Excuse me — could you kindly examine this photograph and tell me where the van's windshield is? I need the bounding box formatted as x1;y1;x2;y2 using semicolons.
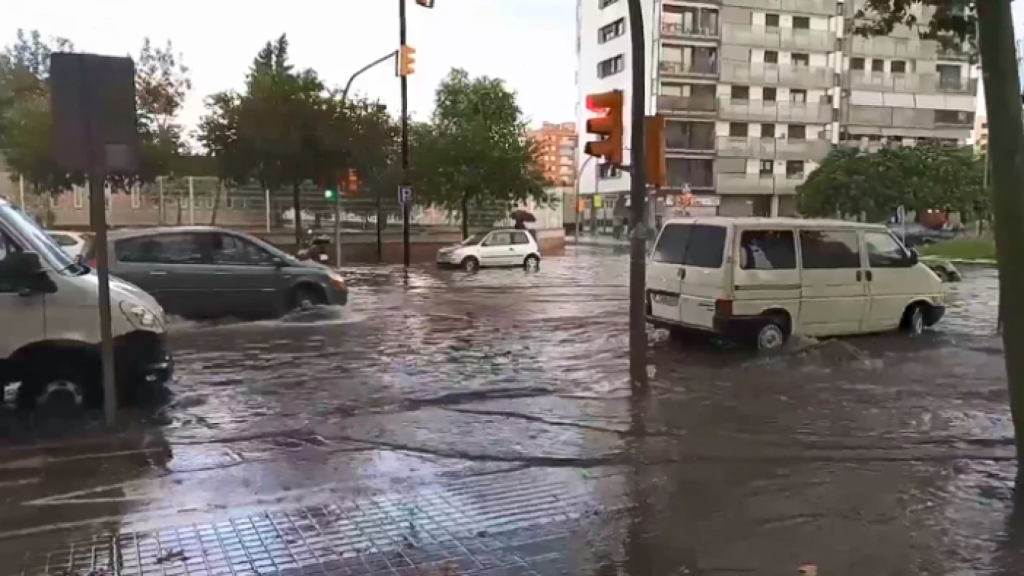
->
0;203;76;272
651;223;726;268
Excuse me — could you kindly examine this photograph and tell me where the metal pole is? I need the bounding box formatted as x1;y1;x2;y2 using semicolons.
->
573;155;595;244
342;51;399;105
334;189;342;266
158;177;164;225
88;172;117;426
626;0;648;395
265;189;271;233
18;175;25;210
399;0;411;268
188;176;195;225
377;190;383;262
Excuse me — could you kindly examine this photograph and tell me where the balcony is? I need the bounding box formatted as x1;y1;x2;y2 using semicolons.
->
843;72;978;94
661;21;719;41
843;105;935;129
660;59;718;78
720;0;836;15
937;44;974;62
667;134;716;153
716;136;831;161
722;24;835;51
720;61;833;89
716;173;805;195
657;95;718;115
850;36;935;59
718;98;833;123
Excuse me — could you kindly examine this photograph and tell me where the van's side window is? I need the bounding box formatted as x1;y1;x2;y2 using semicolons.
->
799;230;860;269
117;234;205;265
0;230;24;293
864;231;910;267
653;224;726;268
739;230;796;270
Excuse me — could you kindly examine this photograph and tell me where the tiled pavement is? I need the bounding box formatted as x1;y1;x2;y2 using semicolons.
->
5;467;630;575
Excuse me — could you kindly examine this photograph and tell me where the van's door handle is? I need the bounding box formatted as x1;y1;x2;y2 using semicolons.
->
149;271;167;276
677;268;687;280
855;270;862;281
865;270;873;282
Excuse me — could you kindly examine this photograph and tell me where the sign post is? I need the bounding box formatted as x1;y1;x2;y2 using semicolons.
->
896;205;907;245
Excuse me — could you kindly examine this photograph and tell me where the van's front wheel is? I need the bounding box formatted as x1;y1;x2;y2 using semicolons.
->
16;361;100;416
902;304;926;336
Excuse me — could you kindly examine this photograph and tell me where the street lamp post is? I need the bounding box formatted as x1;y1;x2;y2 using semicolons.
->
399;0;411;268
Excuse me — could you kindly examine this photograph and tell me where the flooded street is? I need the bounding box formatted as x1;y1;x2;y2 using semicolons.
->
0;246;1016;575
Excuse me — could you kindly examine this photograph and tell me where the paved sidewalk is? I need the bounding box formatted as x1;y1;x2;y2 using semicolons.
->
5;466;630;576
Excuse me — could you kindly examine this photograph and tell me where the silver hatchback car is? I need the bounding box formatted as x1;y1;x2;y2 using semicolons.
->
82;226;348;320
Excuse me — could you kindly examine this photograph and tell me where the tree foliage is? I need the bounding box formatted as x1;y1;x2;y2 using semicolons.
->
412;69;551;235
797;145;987;222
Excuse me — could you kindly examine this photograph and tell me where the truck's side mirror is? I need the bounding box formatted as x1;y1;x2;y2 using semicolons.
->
0;252;55;295
908;248;919;266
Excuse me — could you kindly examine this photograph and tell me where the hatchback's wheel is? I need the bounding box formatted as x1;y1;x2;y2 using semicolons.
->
524;255;540;272
904;304;926;336
462;257;480;272
754;320;788;352
292;286;326;311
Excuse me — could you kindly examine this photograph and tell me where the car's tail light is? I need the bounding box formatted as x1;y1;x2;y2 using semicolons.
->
715;298;734;317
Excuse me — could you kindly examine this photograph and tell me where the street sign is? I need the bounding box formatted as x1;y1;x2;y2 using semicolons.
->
398;185;413;205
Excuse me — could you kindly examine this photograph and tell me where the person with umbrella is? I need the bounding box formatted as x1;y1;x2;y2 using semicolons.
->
512;210;538;243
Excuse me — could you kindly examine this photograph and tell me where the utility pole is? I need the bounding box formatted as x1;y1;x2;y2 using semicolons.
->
626;0;648;395
399;0;412;268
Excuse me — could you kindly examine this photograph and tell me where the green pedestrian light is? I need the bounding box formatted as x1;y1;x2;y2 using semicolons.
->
324;188;336;200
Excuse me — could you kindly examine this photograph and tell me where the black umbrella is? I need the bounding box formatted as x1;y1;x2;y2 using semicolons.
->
511;210;536;223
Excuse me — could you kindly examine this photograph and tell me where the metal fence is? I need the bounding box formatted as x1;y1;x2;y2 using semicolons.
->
0;174;563;233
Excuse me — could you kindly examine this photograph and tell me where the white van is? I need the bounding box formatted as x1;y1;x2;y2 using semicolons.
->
0;198;172;412
646;217;946;351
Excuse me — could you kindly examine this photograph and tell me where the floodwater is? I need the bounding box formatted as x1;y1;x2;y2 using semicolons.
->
0;247;1016;575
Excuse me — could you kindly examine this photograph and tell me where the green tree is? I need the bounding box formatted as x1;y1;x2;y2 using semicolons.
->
856;0;1024;464
797;145;986;222
414;68;551;238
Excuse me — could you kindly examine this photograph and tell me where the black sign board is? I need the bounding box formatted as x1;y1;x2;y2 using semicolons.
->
50;53;139;174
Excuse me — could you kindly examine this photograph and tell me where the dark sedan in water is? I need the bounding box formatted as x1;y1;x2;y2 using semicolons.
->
81;226;348;320
888;223;957;248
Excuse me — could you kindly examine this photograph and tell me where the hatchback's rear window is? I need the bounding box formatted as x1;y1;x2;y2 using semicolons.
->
652;223;726;268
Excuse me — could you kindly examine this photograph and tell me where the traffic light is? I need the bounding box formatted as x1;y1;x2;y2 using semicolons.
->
583;90;623;165
323;179;337;201
398;45;416;77
415;0;435;7
645;115;666;188
346;168;359;194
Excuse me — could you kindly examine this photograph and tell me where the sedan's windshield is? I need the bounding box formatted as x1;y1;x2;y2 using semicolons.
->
0;203;76;271
461;233;487;246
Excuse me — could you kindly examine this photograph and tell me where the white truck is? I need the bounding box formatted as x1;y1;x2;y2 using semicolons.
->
0;198;173;413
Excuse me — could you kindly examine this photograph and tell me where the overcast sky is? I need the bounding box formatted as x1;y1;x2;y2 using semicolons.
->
0;0;578;132
2;1;1019;130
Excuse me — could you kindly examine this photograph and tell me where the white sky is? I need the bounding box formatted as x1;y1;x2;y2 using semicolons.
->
0;0;578;133
2;1;1021;127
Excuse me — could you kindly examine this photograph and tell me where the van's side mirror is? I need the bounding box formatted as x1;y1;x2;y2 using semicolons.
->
908;248;919;266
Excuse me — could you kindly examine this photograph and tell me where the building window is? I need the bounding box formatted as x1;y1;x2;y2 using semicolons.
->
851;57;865;70
765;13;780;27
792;53;810;67
793;16;810;29
729;123;748;137
789;125;807;139
786;160;805;178
764;50;779;64
871;59;884;72
599;0;620;8
763;87;777;101
790;89;807;103
891;60;907;73
731;85;750;100
597;55;625;78
762;123;776;138
760;160;774;175
599;18;626;43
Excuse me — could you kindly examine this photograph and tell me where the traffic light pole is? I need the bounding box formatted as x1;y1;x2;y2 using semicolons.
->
626;0;648;395
399;0;412;268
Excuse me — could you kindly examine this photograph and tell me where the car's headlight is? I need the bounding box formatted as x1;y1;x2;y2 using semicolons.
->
120;302;158;329
326;271;346;291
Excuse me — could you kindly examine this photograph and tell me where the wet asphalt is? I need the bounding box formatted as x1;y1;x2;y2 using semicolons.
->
0;246;1015;575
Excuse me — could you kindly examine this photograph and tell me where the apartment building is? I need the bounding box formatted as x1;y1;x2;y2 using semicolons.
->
972;115;988;152
576;0;977;222
529;122;579;186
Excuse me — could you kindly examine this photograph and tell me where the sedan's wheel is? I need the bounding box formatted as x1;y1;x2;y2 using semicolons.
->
905;305;926;336
755;321;787;352
524;255;540;272
462;257;480;272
